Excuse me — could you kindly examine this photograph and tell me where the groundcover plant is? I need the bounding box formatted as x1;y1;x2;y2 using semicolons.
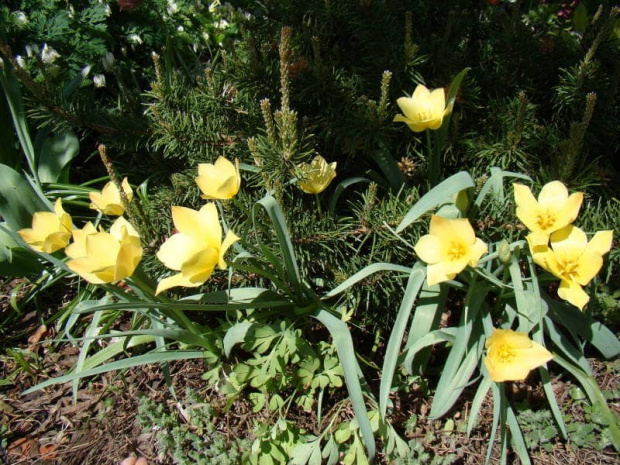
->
1;0;619;464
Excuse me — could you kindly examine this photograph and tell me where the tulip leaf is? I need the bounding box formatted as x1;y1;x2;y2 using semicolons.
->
467;376;492;436
0;222;44;276
324;263;411;298
403;329;456;376
430;281;487;419
0;89;19;167
435;68;469;161
369;148;406;191
72;303;106;404
22;350;206;394
402;283;447;375
0;64;39;185
543;315;592;375
37;130;80;184
379;264;426;418
312;307;375;461
0;164;48;230
506;397;532;464
328;177;370;215
546;299;620;359
474;167;531;208
396;171;475;232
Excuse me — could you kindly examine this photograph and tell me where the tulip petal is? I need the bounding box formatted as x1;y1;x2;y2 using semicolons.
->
574;253;603;286
468;238;488;266
583;230;613;257
554;192;583;229
218;230;240;269
429;88;446;118
426;262;456;286
414;234;444;264
157;234;202;271
430;216;475;245
538;181;568;207
513;183;540;231
396;96;426;122
156;272;199;295
115;242;143;281
558;279;589;310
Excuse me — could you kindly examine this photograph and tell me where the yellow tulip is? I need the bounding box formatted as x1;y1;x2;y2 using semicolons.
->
155;203;239;294
89;177;134;216
513;181;583;249
18;198;73;253
529;225;612;310
484;328;553;382
393;84;451;132
66;217;142;284
413;215;488;286
195;157;241;200
296;155;337;194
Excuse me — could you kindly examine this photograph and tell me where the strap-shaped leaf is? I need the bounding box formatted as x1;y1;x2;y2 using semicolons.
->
312;307;375;461
328;177;370;215
325;263;411;298
396;171;475;232
379;264;426;417
23;350;206;394
0;165;48;230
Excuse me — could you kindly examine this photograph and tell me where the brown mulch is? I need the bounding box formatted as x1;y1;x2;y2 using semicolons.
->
1;277;619;464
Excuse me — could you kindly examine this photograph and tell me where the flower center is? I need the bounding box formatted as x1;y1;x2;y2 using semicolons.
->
447;241;467;261
535;211;555;230
497;344;516;364
557;259;579;281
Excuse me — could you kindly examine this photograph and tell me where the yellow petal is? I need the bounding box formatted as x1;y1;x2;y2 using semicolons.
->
583;230;613;257
411;84;431;102
396;95;426;122
196;157;240;200
574;253;603;286
557;279;589;310
156;234;203;271
114;242;142;281
430;216;475;246
156;272;199;295
426;262;457;286
429;88;446;118
121;177;134;203
414;234;444;264
218;230;240;269
549;225;587;259
537;181;569;207
67;257;108;284
468;238;488;266
486;328;533;349
554;192;583;229
526;230;551;249
513;183;540;232
181;247;218;283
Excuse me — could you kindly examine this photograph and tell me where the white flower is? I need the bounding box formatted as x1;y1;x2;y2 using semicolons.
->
15;55;26;68
81;65;92;78
102;52;115;71
209;0;220;13
127;34;143;45
103;4;111;16
202;32;210;41
167;0;179;15
68;5;75;19
93;74;106;88
14;11;28;25
177;25;184;32
41;43;61;64
215;19;229;29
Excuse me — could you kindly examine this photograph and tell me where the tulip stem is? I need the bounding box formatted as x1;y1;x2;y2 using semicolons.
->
426;129;439;188
315;193;323;219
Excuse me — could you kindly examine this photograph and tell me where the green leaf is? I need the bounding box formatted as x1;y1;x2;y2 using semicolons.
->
403;282;447;375
325;263;411;298
380;264;426;418
0;222;43;276
396;171;475;232
370;147;406;191
403;329;457;375
467;376;492;435
507;404;532;464
37;131;80;184
0;164;48;230
224;320;255;357
23;350;205;394
474;167;531;208
328;177;370;215
312;308;375;460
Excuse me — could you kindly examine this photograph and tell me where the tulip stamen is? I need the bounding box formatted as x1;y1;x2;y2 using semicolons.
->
497;344;517;364
447;241;467;261
535;211;555;231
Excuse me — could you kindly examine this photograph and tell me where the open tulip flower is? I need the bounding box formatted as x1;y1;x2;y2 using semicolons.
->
514;181;583;249
66;217;142;284
393;84;451;132
414;215;487;286
89;177;134;216
529;225;613;310
484;328;553;382
295;155;337;194
18;198;73;253
195;157;241;200
156;203;239;294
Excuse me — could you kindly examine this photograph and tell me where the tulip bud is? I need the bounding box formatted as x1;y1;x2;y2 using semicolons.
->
498;239;511;265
